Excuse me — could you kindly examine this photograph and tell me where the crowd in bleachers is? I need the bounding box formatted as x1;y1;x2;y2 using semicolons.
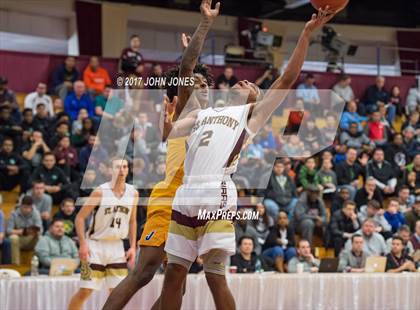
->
0;33;419;275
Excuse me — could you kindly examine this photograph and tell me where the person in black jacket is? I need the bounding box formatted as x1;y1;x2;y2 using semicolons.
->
262;211;296;272
335;147;367;200
329;200;361;256
354;176;383;209
366;148;397;196
230;236;271;273
0;137;30;192
262;159;298;220
30;152;71;204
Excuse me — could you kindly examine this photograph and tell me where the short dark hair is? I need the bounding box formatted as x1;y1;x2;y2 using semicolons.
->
340;74;350;81
21;195;33;206
392;236;404;244
32;179;44;186
367;200;381;209
43;152;55;159
130;34;140;40
23;108;33;115
343;200;356;208
238;235;254;247
297;239;310;248
351;234;363;242
50;218;64;227
397;225;410;234
61;198;74;207
305;73;315;79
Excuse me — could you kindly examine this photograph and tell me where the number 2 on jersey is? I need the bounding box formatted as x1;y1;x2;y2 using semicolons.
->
198;130;213;147
110;217;121;229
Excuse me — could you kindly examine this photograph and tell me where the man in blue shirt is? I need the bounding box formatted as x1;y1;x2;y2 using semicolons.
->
64;81;94;122
297;73;321;114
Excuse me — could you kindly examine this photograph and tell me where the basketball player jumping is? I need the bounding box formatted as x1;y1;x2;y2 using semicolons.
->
158;6;336;310
102;1;218;309
68;157;138;310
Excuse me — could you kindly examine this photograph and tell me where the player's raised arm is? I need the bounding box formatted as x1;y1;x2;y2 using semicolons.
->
175;0;220;119
75;188;102;261
248;7;335;133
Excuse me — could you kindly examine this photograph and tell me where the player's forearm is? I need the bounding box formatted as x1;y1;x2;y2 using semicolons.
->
75;215;87;245
180;20;212;75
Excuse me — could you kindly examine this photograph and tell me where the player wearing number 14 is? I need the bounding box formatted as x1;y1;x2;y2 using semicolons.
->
68;157;139;310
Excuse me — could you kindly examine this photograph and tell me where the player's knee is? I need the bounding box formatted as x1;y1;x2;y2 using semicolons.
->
164;263;188;288
131;265;157;288
205;272;227;290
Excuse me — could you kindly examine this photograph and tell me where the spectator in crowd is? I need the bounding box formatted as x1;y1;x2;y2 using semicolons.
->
282;135;305;158
137;112;160;155
22;131;50;169
30;152;71;204
294;185;327;244
147;63;165;90
64;81;94;122
354;177;383;209
288;239;320;273
366;111;388;146
230;236;270;273
332;74;355;105
345;219;387;256
49;121;70;149
340;122;375;153
251;203;274;252
51;56;79;100
21;109;36;142
404;200;420;232
358;200;392;239
296;73;320;113
0;206;12;264
32;103;51;136
146;158;166;188
405;154;420;188
338;234;368;272
53;198;77;239
331;187;351;214
402;111;419;132
72;117;96;148
387;85;402;124
322;114;339;143
410;220;420;250
7;196;42;265
262;211;296;272
385;236;416;273
298;157;320;191
25;180;52;232
255;67;279;89
384;198;406;234
385;133;408;175
83;56;111;96
258;125;277;151
397;186;413;213
235;209;261;255
53;98;64;114
262;159;298;220
120;35;144;76
335;147;366;200
366;148;397;196
300;118;323;152
0;106;22;146
316;159;337;195
79;135;108;172
0;77;21;123
363;76;389;115
24;83;54;116
405;80;420;114
0;137;30;192
340;100;368;133
385;225;414;255
54;136;78;172
34;218;79;274
329;200;361;256
94;85;124;120
216;66;238;89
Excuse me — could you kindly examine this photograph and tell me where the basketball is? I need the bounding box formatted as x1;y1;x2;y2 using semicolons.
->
310;0;349;12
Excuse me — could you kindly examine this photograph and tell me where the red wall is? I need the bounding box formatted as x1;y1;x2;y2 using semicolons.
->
0;50;416;101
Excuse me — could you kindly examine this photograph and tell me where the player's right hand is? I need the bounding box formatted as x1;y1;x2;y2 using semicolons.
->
79;242;89;261
200;0;220;23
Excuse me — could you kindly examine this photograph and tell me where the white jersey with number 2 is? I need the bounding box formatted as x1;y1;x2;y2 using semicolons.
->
87;182;136;240
184;104;253;177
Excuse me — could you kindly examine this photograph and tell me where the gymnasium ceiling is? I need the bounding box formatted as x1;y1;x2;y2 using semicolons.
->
103;0;420;28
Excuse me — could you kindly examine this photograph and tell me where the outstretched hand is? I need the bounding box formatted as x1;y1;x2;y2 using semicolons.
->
304;6;335;33
200;0;220;23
